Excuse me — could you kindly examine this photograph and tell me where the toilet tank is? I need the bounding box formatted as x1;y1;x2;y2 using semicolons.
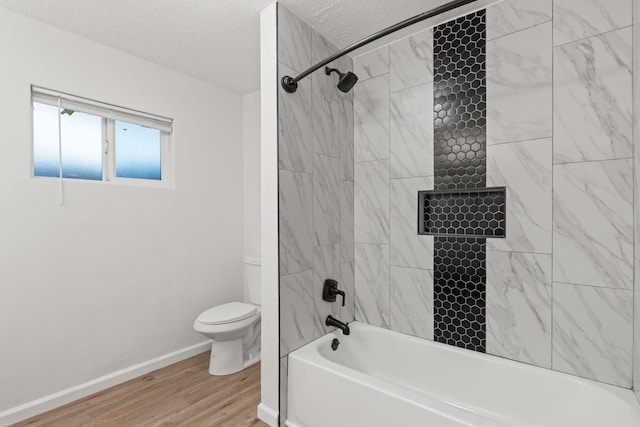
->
244;256;261;305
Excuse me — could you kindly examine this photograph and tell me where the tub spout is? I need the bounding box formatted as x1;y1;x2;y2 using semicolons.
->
326;315;350;335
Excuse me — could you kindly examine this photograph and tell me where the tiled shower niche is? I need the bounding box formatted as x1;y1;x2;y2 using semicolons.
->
418;187;506;238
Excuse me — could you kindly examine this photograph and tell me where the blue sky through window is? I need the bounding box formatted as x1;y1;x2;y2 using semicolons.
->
33;102;102;180
115;121;161;180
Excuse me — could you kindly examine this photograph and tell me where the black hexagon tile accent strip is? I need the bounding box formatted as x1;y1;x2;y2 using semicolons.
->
418;188;506;238
432;10;488;353
434;237;486;351
434;10;486;191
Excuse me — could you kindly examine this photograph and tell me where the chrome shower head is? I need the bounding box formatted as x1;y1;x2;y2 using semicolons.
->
325;67;358;93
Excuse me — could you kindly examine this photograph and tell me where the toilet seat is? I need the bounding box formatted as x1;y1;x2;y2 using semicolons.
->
196;302;257;325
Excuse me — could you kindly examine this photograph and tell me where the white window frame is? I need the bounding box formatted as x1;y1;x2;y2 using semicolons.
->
31;86;174;189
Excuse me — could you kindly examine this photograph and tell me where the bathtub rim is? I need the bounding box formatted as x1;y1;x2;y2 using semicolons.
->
287;325;506;427
286;321;640;426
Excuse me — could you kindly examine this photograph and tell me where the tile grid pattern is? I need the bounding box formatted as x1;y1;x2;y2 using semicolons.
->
550;0;634;389
433;10;488;352
278;1;638;417
486;0;635;388
486;0;555;371
277;5;355;425
354;27;435;341
351;0;636;390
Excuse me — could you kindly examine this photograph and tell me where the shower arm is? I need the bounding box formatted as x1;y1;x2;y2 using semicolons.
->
281;0;481;93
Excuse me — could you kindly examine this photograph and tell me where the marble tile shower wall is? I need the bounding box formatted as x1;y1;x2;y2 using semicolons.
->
354;30;435;339
354;0;637;390
277;5;354;424
634;0;640;405
550;0;633;389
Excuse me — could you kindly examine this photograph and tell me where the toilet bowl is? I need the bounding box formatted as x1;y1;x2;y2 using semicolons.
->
194;256;261;376
194;302;261;375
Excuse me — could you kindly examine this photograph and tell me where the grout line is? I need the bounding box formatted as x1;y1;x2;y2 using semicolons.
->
353;158;391;165
551;0;555;372
310;151;341;161
389;264;435;271
387;62;392;332
487;136;553;147
552;157;634;167
487;248;552;256
389;79;436;94
277;167;313;175
553;280;634;292
552;23;634;48
310;28;318;342
389;175;436;181
486;19;553;43
631;14;637;393
352;70;390;86
279;269;315;280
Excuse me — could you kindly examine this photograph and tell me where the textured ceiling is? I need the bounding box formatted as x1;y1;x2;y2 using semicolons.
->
0;0;453;94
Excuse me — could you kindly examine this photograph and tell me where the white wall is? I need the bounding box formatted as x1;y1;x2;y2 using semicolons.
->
243;90;261;299
258;3;280;426
0;6;244;417
243;90;261;260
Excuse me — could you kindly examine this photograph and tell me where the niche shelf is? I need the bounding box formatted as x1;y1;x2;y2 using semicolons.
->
418;187;506;238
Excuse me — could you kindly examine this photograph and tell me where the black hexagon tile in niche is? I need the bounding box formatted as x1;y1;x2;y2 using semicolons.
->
433;10;486;191
418;188;505;238
433;237;486;352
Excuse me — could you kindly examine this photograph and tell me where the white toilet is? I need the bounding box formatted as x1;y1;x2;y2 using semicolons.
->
194;256;261;376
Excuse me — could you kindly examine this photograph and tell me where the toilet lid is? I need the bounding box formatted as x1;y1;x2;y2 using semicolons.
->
197;302;257;325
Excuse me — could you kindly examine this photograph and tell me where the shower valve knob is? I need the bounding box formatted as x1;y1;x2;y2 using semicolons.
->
322;279;346;306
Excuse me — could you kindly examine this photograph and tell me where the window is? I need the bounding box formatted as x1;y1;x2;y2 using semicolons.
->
32;86;173;187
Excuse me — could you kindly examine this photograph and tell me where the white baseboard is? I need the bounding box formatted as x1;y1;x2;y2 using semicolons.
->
0;340;212;427
257;402;279;427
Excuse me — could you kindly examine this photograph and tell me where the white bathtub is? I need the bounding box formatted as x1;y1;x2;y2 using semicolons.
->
286;322;640;427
